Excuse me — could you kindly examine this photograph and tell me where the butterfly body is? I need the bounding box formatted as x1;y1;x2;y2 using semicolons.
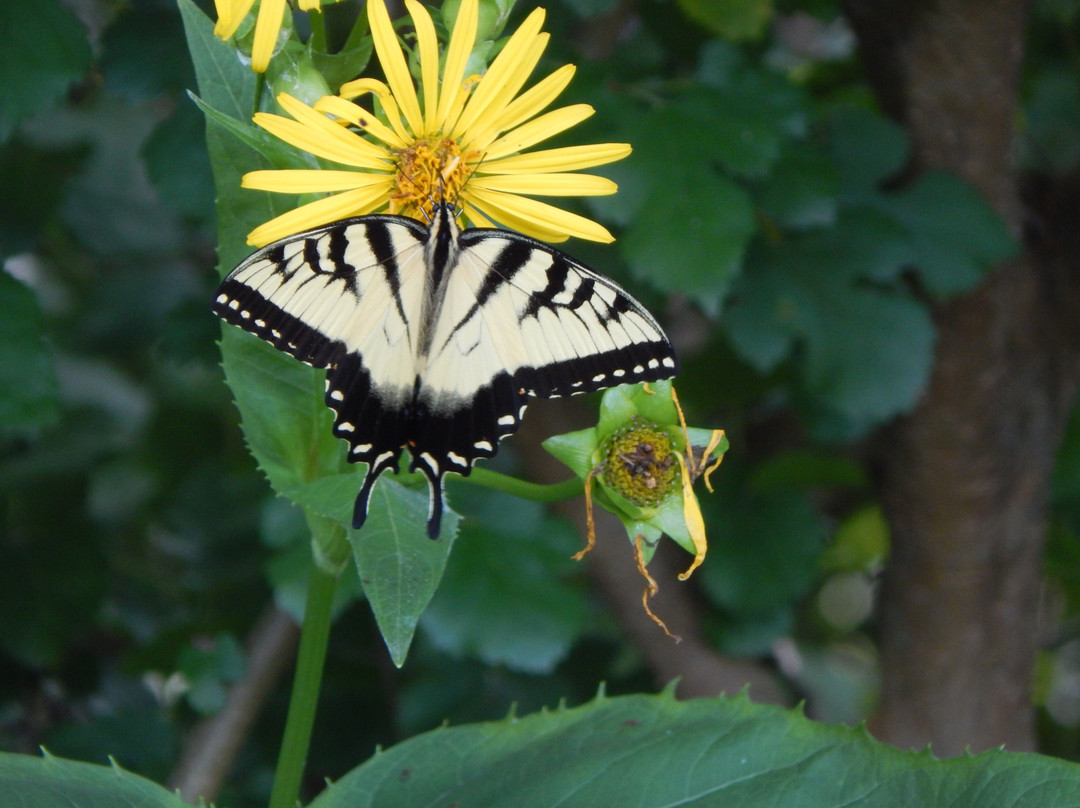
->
213;204;677;538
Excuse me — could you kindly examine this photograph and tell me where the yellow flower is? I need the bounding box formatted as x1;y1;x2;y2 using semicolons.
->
241;0;631;247
213;0;322;73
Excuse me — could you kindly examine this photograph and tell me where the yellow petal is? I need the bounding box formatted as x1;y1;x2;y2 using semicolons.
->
367;0;423;135
314;96;406;149
247;186;390;246
483;104;595;161
469;64;576;149
334;80;409;143
453;8;547;140
242;169;393;193
467;173;617;196
673;452;707;581
404;0;440;133
298;0;320;9
251;0;287;72
461;200;568;243
261;94;393;167
338;77;390;100
436;0;478;130
214;0;254;39
464;188;615;242
484;143;632;174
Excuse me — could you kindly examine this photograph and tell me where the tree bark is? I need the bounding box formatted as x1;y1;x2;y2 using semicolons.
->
845;0;1080;753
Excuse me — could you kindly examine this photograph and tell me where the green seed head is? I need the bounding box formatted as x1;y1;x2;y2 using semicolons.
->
600;418;679;507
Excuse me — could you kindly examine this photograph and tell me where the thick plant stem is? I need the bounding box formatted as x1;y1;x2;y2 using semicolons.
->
268;562;337;808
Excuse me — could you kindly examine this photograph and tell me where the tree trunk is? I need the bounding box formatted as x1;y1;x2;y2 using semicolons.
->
845;0;1080;753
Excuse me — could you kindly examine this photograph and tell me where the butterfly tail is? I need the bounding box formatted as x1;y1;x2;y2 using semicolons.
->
351;452;402;530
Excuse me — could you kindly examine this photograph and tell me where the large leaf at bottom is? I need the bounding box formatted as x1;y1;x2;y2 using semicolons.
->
308;690;1080;808
0;752;189;808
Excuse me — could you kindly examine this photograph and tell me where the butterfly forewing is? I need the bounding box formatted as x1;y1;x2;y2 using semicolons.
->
213;204;678;539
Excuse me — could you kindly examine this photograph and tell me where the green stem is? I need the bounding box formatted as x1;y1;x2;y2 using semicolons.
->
309;9;327;53
462;467;583;502
252;71;266;118
268;562;337;808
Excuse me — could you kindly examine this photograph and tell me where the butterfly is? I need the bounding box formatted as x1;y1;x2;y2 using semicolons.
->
213;202;678;538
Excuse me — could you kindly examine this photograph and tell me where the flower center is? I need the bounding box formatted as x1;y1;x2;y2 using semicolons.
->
600;418;679;508
392;139;476;219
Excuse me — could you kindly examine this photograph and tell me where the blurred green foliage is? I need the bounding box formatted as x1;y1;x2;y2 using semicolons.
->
3;0;1080;803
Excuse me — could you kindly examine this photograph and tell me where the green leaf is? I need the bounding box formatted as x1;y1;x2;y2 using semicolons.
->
543;427;600;479
802;285;935;424
724;238;936;430
219;328;344;497
821;505;890;573
306;690;1080;808
421;494;588;674
758;144;838;230
349;482;461;667
101;6;194;101
829;105;909;199
882;170;1019;298
677;0;773;40
698;470;826;622
142;99;215;223
0;272;59;432
0;0;92;139
0;752;189;808
620;173;755;314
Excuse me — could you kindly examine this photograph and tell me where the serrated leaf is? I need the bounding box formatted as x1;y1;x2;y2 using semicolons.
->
306;690;1080;808
219;328;344;496
350;482;460;667
0;0;92;140
0;752;190;808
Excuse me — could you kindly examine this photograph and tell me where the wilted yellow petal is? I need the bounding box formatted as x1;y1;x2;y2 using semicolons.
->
367;0;423;135
242;169;393;194
673;452;707;581
484;143;632;174
247;186;391;246
468;173;617;196
436;0;478;129
465;188;614;242
404;0;440;132
484;105;595;161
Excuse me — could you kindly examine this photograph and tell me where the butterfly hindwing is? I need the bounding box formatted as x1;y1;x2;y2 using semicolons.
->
213;204;678;540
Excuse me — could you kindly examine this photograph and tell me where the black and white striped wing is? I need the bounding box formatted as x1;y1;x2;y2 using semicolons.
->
405;228;678;518
213;209;678;541
212;214;431;513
